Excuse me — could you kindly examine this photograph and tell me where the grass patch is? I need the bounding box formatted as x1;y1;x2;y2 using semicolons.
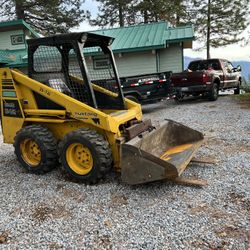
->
232;93;250;109
242;86;250;93
233;93;250;101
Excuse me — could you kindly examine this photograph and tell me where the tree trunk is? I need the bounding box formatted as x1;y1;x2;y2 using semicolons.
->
206;0;211;59
15;0;25;19
176;0;181;25
118;5;124;27
144;10;148;23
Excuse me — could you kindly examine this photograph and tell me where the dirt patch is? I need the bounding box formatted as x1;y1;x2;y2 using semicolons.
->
110;194;128;207
233;94;250;109
227;192;250;213
48;242;64;249
99;235;112;249
215;225;250;242
0;231;9;244
207;104;218;108
189;203;235;220
32;203;71;222
56;185;86;203
191;238;229;249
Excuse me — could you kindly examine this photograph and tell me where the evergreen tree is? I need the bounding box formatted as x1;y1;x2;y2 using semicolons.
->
0;0;88;35
135;0;190;25
190;0;249;58
91;0;190;27
90;0;133;27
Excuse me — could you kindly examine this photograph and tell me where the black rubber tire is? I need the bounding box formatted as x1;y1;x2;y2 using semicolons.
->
125;95;139;103
234;81;241;95
174;93;184;103
208;83;219;101
14;125;58;173
58;128;112;184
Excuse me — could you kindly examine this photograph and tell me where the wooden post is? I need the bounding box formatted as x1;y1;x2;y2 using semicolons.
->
207;0;211;59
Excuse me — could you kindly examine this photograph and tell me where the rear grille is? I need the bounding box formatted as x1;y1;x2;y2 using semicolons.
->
2;79;13;85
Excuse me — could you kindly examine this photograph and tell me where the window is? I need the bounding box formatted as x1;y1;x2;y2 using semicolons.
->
93;57;110;70
188;59;221;71
222;60;234;73
11;34;25;45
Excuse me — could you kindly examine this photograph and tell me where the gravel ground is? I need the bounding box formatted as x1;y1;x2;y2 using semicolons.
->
0;94;249;249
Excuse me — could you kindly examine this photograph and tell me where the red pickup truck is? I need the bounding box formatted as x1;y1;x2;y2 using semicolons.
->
171;59;242;101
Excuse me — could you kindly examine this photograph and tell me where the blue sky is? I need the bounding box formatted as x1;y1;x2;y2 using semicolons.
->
74;0;250;61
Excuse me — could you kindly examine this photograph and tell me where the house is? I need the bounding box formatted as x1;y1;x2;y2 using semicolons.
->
90;22;194;76
0;20;194;77
0;19;39;73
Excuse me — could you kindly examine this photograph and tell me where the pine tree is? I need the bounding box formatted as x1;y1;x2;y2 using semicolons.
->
0;0;88;35
90;0;190;27
90;0;133;27
190;0;249;58
135;0;190;25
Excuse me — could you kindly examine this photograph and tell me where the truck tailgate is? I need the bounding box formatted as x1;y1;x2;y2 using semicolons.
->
171;72;204;87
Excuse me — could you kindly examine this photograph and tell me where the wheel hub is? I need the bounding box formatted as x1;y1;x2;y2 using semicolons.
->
20;139;41;166
66;143;93;175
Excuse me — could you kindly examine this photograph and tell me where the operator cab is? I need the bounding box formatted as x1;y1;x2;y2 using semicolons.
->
27;32;125;110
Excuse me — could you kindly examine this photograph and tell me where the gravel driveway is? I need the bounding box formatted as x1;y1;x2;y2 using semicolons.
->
0;95;249;249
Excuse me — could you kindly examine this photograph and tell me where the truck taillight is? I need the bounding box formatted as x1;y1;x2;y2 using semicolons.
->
158;79;166;84
130;83;139;87
202;73;209;83
143;81;153;85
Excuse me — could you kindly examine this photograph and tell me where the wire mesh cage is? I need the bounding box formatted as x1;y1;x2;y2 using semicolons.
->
29;35;125;110
83;46;119;94
31;43;92;105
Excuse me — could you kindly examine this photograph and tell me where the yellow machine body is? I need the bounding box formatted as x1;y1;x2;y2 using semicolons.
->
0;68;142;169
0;32;204;184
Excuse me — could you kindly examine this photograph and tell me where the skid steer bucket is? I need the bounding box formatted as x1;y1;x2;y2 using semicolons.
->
121;120;204;185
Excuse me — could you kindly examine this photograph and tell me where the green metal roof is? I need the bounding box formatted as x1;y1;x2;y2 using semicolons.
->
0;49;27;67
0;19;40;38
91;22;194;53
0;22;194;68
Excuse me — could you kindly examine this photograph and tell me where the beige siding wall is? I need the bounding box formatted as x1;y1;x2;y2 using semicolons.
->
0;29;26;50
85;45;183;78
159;44;183;73
114;51;157;77
17;44;183;77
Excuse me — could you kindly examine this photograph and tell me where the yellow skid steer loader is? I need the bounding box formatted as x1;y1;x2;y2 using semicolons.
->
0;33;204;184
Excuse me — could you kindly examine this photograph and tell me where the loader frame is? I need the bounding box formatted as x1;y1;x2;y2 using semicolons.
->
0;69;142;169
0;32;205;185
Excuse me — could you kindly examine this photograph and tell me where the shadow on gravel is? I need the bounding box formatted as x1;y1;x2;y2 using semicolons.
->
142;94;231;114
174;94;230;106
142;100;175;114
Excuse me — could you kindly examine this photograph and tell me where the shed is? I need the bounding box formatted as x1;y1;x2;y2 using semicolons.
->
0;20;194;76
0;19;39;72
90;22;194;76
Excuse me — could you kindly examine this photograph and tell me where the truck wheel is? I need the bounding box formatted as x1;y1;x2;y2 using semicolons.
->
58;128;112;184
125;95;139;103
174;94;184;103
234;81;241;95
14;125;58;173
208;83;219;101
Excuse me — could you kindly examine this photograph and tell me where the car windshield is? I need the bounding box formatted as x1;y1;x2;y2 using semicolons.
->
188;60;221;71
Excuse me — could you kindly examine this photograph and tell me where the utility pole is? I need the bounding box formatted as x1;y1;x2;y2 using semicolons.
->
207;0;211;59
